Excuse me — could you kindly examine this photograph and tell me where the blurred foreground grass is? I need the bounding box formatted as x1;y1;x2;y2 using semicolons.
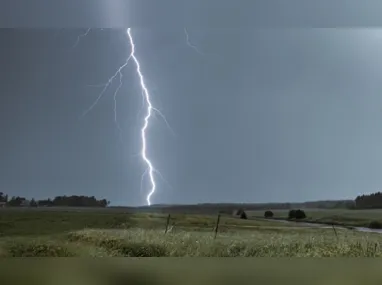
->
1;259;382;285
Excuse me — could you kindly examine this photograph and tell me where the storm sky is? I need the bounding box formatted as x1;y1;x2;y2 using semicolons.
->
2;25;382;206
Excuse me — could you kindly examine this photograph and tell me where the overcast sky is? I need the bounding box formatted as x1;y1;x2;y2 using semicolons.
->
2;26;382;206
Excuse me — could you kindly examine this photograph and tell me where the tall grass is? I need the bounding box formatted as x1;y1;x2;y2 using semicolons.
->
66;228;382;257
2;209;382;257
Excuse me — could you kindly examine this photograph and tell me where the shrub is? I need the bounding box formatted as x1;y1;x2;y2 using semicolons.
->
233;209;247;219
369;221;382;229
288;210;296;219
295;209;306;219
264;210;274;218
240;211;247;219
288;209;306;220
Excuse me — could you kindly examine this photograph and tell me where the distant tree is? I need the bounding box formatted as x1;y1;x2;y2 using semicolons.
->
47;195;109;207
30;198;38;207
233;208;248;219
264;210;274;218
7;196;25;207
288;209;297;219
355;192;382;209
4;195;109;208
99;199;108;207
0;192;8;203
37;199;53;207
295;209;306;219
239;211;248;219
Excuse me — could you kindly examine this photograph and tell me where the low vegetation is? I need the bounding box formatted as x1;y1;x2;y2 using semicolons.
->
4;241;76;257
369;221;382;229
233;209;248;219
248;208;382;229
1;207;382;257
288;209;307;220
2;227;382;257
264;210;274;218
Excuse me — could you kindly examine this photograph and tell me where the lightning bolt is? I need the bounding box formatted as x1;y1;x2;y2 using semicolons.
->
81;28;170;206
72;28;91;48
184;28;205;55
80;50;131;120
126;28;158;206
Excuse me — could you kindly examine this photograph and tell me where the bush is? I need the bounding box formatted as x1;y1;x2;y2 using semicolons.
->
234;209;247;219
264;210;274;218
288;209;306;220
295;209;306;219
288;210;296;219
369;221;382;229
240;211;247;219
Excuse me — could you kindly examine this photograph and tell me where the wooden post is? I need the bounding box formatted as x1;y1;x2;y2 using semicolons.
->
332;223;338;241
164;214;171;234
214;214;221;239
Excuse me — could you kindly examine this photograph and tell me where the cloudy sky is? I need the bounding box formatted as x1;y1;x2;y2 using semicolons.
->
2;17;382;205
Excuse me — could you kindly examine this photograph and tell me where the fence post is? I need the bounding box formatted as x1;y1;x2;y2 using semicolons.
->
164;214;171;234
332;223;338;241
214;214;221;239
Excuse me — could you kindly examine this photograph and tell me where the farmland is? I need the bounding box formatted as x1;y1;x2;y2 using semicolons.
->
1;206;382;257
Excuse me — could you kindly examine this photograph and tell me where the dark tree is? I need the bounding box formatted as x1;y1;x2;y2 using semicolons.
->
239;211;247;219
355;192;382;209
48;195;109;207
38;199;54;207
30;198;38;207
7;196;26;207
0;192;8;203
288;209;297;219
264;210;274;218
288;209;306;219
295;209;306;219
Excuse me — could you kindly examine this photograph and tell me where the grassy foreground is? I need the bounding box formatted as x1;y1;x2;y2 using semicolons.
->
1;208;382;257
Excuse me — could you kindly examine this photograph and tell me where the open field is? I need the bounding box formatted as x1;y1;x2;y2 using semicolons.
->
247;208;382;228
2;207;382;257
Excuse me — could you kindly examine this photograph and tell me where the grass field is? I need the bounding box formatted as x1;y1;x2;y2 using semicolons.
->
1;207;382;257
247;208;382;228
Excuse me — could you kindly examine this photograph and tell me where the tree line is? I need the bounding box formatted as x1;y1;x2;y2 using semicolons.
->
0;192;109;208
355;192;382;209
2;191;382;209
